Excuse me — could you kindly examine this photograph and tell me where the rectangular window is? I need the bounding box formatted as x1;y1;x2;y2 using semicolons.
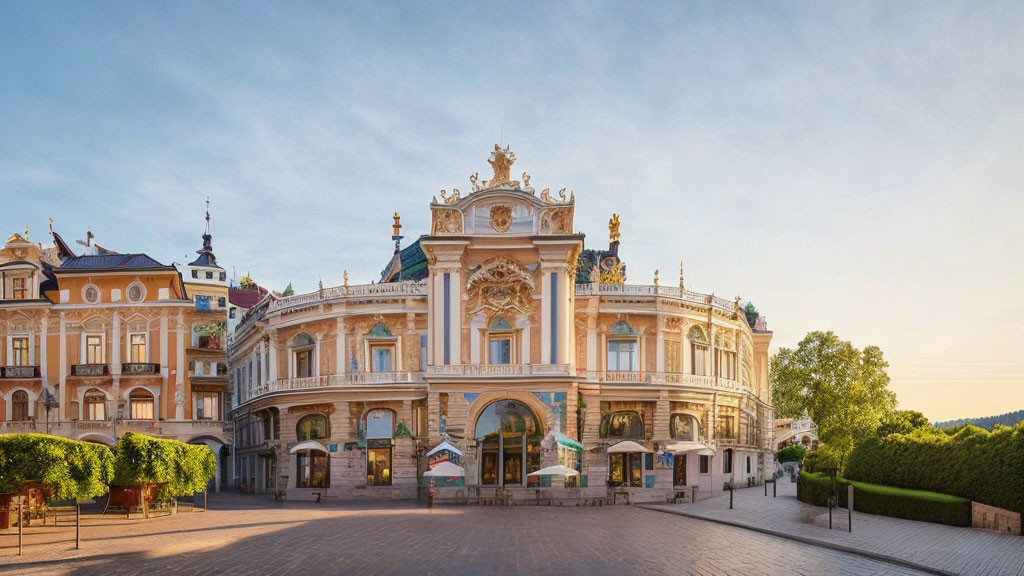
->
370;345;394;372
607;339;637;371
229;307;237;319
195;295;210;311
219;272;226;281
218;297;226;308
191;270;198;279
367;445;393;486
718;415;736;439
12;277;28;299
746;456;751;474
205;271;213;279
691;343;707;376
130;333;147;363
296;451;329;488
195;392;220;420
488;336;512;365
723;451;733;474
295;350;313;378
699;455;710;474
86;335;104;364
420;333;427;372
715;350;737;380
665;341;681;373
11;337;29;366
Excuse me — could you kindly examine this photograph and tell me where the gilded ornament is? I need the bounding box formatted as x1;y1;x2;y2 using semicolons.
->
439;189;461;204
466;257;535;316
489;204;513;233
599;261;625;285
483;144;516;188
609;214;621;244
522;172;535;194
432;209;463;234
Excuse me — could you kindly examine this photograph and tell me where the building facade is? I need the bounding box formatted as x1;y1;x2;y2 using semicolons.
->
229;146;774;503
0;226;231;491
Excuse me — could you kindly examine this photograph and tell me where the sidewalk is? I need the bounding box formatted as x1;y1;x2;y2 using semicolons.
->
639;479;1024;576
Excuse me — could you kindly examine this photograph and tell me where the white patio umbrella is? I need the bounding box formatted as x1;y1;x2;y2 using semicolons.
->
527;465;580;477
423;461;465;477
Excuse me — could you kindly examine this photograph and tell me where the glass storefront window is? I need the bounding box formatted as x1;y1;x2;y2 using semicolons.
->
296;450;329;488
475;400;542;487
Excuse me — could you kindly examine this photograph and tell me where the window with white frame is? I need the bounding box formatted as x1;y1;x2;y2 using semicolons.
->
364;323;396;373
11;336;29;366
86;335;104;364
487;317;514;365
607;321;638;372
129;333;147;363
292;333;315;378
689;326;708;376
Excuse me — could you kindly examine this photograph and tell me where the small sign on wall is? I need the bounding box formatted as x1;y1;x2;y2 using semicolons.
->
329;444;338;453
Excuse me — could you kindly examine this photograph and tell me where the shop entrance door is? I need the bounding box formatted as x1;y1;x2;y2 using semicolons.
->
673;454;687;487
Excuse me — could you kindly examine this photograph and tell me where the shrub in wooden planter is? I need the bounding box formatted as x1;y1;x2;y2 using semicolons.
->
112;432;216;498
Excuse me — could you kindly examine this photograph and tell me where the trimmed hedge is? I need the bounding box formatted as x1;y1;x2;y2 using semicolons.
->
0;434;114;501
797;472;971;527
113;432;216;497
845;422;1024;515
777;444;806;464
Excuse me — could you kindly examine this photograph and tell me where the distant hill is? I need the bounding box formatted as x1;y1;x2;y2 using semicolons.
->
934;410;1024;430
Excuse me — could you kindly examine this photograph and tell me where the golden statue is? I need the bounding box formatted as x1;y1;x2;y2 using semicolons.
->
392;212;402;237
240;272;255;289
24;225;29;240
487;144;516;187
609;214;621;244
343;270;349;293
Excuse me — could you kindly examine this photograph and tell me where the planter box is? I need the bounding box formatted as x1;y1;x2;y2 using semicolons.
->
973;501;1022;535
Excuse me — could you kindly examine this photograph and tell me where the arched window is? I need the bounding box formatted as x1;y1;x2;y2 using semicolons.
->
723;448;734;474
600;410;644;439
11;390;29;421
670;413;697;441
84;389;107;421
296;414;329;441
292;333;315;378
607;321;638;372
688;326;708;376
475;400;543;487
365;409;395;486
487;316;514;365
129;388;154;420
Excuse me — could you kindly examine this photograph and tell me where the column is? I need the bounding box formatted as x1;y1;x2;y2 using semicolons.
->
59;313;67;420
39;318;48;386
160;311;168;420
314;334;322;376
336;317;346;375
656;320;665;373
112;312;121;408
555;268;569;364
28;329;36;365
586;322;597;373
540;269;551;364
448;268;462;364
268;332;278;388
175;312;185;420
431;271;445;365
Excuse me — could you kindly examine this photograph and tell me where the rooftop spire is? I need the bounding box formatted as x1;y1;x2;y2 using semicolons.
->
189;198;220;269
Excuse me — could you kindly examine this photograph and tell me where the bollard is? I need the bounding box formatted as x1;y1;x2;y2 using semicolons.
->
75;501;81;549
729;485;733;509
848;484;854;533
773;480;777;498
18;501;23;556
204;490;208;511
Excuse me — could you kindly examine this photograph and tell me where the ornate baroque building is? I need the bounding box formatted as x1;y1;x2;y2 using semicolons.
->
229;146;773;502
0;222;232;491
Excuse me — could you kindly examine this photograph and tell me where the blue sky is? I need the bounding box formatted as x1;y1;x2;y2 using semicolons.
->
2;1;1022;421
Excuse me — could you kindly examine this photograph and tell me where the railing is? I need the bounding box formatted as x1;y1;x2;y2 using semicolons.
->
245;371;424;400
269;281;428;313
121;363;160;375
581;371;740;389
575;284;738;313
1;365;40;378
71;364;109;377
427;364;574;377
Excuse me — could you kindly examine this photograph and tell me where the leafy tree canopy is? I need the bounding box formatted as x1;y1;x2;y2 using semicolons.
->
777;443;806;463
113;432;216;496
877;410;931;437
771;331;897;470
281;283;294;297
0;434;113;501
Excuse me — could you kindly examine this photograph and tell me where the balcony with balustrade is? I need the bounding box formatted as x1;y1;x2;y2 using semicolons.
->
71;364;110;377
426;364;574;379
244;371;425;403
575;284;739;314
0;365;41;379
267;280;428;314
580;370;743;390
121;362;160;376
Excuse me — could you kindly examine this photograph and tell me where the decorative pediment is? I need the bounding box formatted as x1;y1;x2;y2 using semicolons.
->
466;257;535;316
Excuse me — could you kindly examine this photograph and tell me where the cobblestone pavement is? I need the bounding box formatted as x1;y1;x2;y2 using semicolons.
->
0;493;933;576
645;479;1024;576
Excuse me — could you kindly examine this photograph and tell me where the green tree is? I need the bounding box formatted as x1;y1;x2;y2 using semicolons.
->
776;443;806;463
0;434;114;501
771;331;897;471
877;409;931;437
281;283;294;297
